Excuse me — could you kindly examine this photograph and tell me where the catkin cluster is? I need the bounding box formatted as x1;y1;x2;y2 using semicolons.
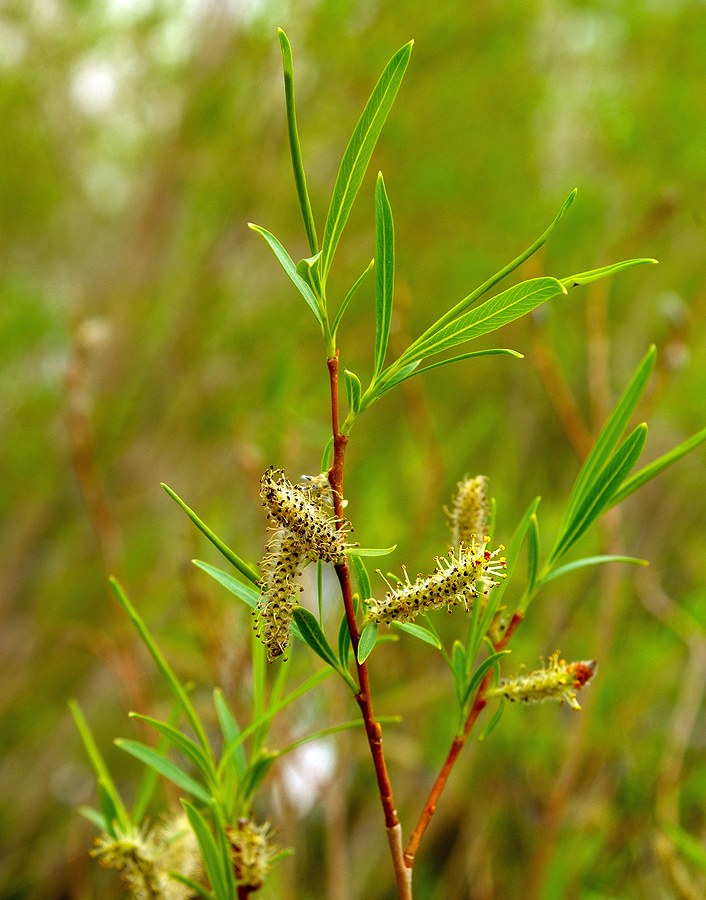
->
365;536;506;625
447;475;490;547
228;819;277;890
255;467;347;661
92;815;201;900
488;651;597;711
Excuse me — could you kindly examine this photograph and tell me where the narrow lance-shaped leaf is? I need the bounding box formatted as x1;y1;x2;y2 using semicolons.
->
278;28;318;256
248;224;324;327
373;172;395;377
396;277;566;369
344;369;362;417
162;484;261;586
182;801;233;900
561;257;657;289
331;258;374;340
320;41;413;280
128;713;215;785
559;346;656;530
550;424;648;564
609;423;706;509
413;189;577;343
115;739;211;805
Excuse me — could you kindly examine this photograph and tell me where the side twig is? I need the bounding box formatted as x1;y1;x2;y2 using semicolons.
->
404;612;524;868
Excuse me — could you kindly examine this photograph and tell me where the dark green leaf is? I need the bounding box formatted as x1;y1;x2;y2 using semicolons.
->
464;650;511;707
610;423;706;508
338;611;352;668
182;801;232;900
320;41;413;280
344;369;362;417
350;553;372;600
451;641;467;707
527;513;540;594
373;172;395;377
551;424;648;563
357;620;378;663
292;607;339;669
278;29;318;256
560;346;655;529
238;753;277;804
479;697;505;740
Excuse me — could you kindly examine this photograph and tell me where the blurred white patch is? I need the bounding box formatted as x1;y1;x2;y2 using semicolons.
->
278;739;337;816
70;57;119;117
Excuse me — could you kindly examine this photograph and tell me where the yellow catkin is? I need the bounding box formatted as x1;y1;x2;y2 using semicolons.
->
488;651;597;711
447;475;489;547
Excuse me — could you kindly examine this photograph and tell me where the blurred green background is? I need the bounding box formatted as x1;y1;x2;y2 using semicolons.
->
2;0;705;897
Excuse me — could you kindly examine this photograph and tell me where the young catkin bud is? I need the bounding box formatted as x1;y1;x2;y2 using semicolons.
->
447;475;490;547
488;651;597;711
259;466;347;564
228;819;277;890
92;819;199;900
254;527;307;661
364;536;506;625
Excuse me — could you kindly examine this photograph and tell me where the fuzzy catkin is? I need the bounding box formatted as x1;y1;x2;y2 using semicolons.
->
365;536;506;625
254;527;307;661
259;467;346;564
448;475;489;547
489;652;597;711
228;819;277;889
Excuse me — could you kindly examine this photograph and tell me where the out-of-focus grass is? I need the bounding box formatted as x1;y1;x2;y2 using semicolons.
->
1;2;705;897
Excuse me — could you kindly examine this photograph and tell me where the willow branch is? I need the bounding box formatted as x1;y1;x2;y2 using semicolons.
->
404;611;524;867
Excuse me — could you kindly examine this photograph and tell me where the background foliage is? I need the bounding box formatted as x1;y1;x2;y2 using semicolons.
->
2;1;705;897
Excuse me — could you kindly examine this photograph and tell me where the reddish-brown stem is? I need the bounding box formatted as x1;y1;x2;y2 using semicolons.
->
404;611;524;867
326;354;411;899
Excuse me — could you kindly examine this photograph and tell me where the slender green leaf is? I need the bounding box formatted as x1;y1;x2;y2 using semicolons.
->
248;223;324;326
97;781;122;839
464;650;511;707
278;29;318;256
479;697;505;740
383;348;523;389
561;257;657;288
170;873;213;900
213;688;240;747
320;41;413;280
350;552;372;601
128;714;215;784
400;277;566;366
345;544;397;557
338;611;352;668
357;620;378;663
192;560;260;609
413;190;577;343
132;706;181;822
560;346;656;529
292;607;339;670
391;621;442;649
162;484;261;585
344;369;362;417
331;259;374;339
610;423;706;508
217;669;334;777
77;806;106;832
69;700;130;832
238;753;278;805
276;716;401;758
451;641;467;707
182;801;231;900
495;496;541;610
373;172;395;377
527;513;540;595
115;739;211;804
551;424;648;563
109;578;211;754
542;555;648;584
